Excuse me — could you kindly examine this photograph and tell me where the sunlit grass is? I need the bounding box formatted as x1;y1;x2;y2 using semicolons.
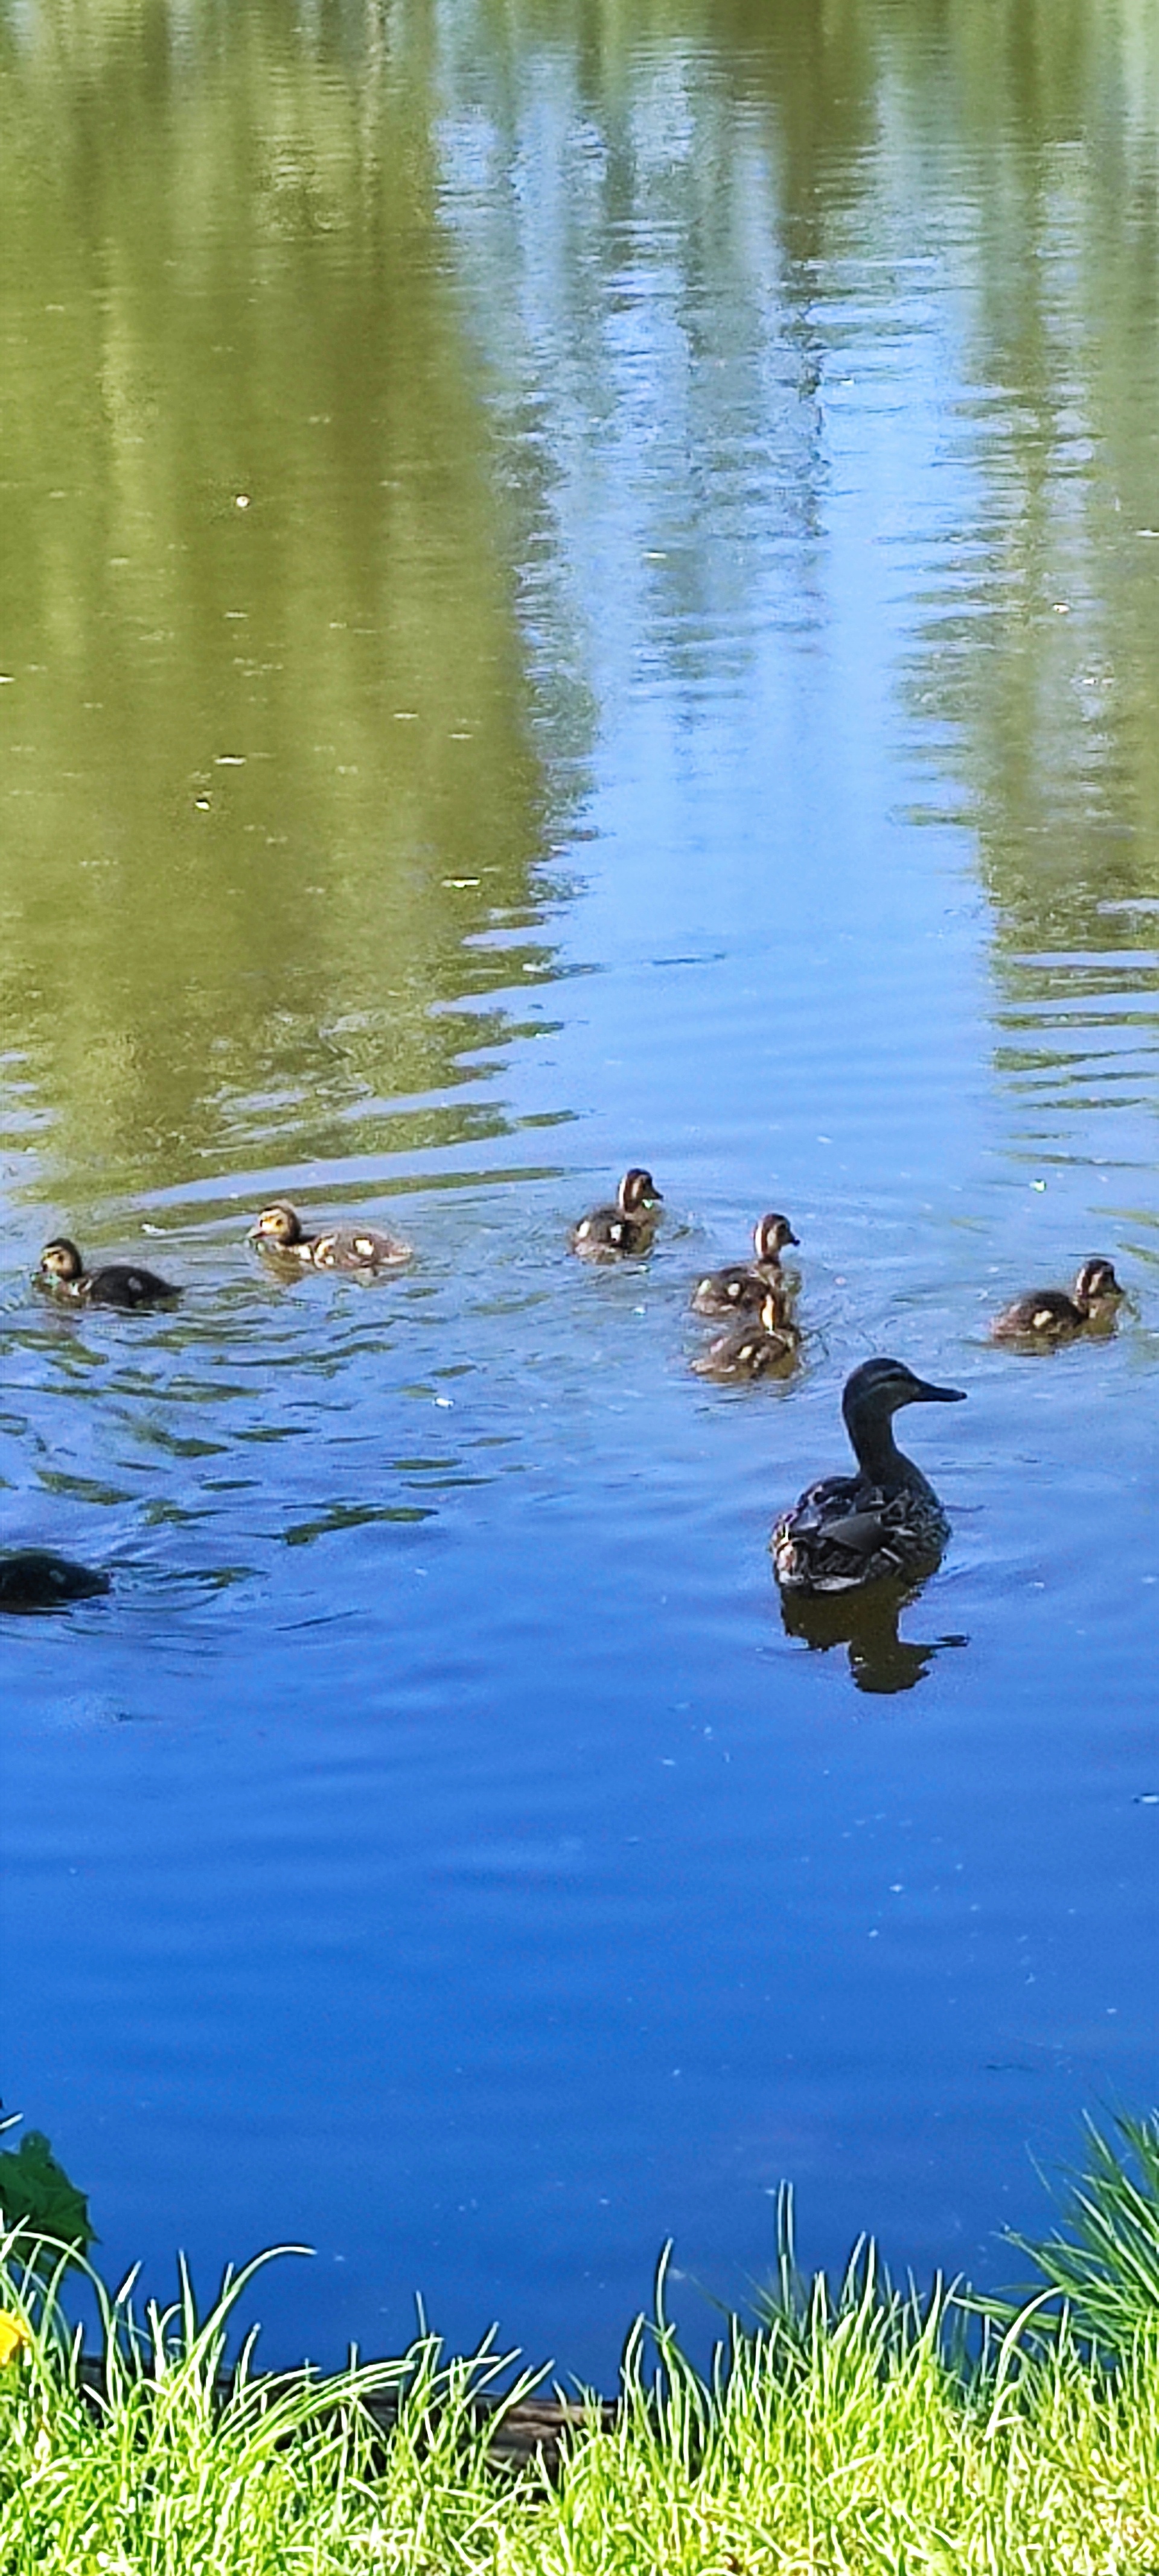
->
1012;2110;1159;2351
0;2237;542;2575
2;2120;1159;2573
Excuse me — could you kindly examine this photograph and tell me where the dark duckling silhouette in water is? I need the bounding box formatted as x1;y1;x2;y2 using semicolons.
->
249;1200;412;1274
38;1238;180;1310
691;1290;799;1382
570;1168;663;1261
772;1357;965;1595
691;1213;799;1318
991;1256;1123;1344
0;1551;111;1613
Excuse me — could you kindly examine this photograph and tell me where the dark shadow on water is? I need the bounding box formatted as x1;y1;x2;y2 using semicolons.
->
780;1580;968;1697
0;1551;112;1615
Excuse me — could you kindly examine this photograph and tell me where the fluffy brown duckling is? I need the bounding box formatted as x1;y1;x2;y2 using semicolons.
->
691;1290;800;1381
249;1200;412;1274
37;1238;180;1310
691;1212;799;1318
991;1256;1123;1344
570;1168;663;1261
772;1357;966;1595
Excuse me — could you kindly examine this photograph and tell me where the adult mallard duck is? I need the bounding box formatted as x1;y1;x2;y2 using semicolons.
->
991;1256;1123;1343
771;1357;965;1595
691;1212;799;1317
691;1290;799;1381
37;1238;180;1309
249;1200;412;1273
570;1168;662;1261
0;1549;111;1612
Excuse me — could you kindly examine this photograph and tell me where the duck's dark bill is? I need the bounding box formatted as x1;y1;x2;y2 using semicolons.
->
915;1379;967;1403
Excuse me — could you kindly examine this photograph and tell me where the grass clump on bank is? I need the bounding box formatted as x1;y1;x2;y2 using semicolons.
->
2;2116;1159;2574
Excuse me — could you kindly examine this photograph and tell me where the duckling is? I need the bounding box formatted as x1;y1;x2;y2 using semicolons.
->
0;1550;111;1612
991;1256;1123;1343
37;1238;180;1309
249;1200;412;1273
772;1357;966;1595
691;1213;799;1318
691;1290;799;1381
570;1168;662;1261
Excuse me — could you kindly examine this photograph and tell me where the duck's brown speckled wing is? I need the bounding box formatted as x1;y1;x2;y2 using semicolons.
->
691;1263;794;1318
773;1475;948;1595
691;1264;762;1316
991;1288;1078;1340
692;1319;796;1379
308;1227;410;1272
571;1207;654;1260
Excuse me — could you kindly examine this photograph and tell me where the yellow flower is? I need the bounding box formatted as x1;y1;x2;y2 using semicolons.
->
0;2309;31;2365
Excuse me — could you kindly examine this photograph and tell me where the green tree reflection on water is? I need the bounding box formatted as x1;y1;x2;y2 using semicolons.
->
3;0;1157;1219
449;0;1159;928
439;0;1158;1183
0;0;554;1215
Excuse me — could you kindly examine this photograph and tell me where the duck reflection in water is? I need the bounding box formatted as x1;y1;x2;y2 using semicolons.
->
779;1580;968;1696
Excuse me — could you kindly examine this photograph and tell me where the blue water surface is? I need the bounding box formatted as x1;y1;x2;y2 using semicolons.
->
2;0;1157;2383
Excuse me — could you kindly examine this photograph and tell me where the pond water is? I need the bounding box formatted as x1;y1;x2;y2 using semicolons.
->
1;0;1157;2382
